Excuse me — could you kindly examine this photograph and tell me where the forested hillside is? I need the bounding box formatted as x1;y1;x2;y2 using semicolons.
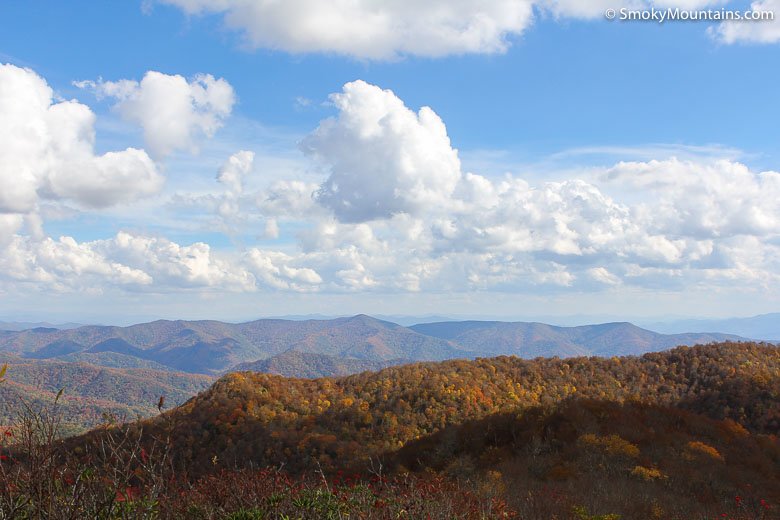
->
0;356;213;431
126;342;779;476
230;350;412;378
393;399;780;518
8;341;777;519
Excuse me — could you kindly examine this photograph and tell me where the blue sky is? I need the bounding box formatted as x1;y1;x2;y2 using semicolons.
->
1;0;779;324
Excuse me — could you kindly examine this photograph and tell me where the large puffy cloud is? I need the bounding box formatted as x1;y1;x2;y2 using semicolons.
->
158;0;761;60
440;177;636;257
80;71;235;158
604;158;780;238
276;159;779;293
710;0;780;44
0;64;163;213
160;0;535;59
302;80;461;222
153;81;778;296
0;228;327;294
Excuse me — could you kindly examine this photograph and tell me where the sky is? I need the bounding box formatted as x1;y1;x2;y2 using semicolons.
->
0;0;779;324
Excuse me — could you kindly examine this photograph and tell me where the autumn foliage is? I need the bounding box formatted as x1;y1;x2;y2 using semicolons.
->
1;342;779;519
118;342;779;477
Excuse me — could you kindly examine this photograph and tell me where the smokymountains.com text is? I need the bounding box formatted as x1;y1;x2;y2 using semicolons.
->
604;7;775;23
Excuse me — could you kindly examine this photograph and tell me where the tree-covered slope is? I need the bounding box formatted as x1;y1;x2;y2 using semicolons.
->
0;356;213;431
393;399;780;518
230;350;412;378
126;342;779;477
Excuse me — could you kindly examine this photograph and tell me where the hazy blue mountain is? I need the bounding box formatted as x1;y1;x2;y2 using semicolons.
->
642;313;780;341
0;315;752;376
0;321;84;331
1;315;467;375
375;315;460;326
410;320;747;358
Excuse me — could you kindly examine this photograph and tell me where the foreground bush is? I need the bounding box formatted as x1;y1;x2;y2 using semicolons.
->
160;469;515;519
1;452;514;519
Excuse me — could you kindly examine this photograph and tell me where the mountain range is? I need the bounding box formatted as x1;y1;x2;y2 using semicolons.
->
0;315;748;377
0;315;465;375
410;320;746;357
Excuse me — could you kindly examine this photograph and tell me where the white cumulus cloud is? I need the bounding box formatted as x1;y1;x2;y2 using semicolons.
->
302;80;461;222
0;63;163;213
0;235;153;291
0;231;257;293
157;0;770;60
604;158;780;238
80;71;235;158
100;232;255;290
4;73;779;300
245;249;323;291
159;0;535;59
276;80;780;294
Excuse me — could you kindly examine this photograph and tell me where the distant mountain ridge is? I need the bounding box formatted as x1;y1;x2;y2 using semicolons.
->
0;321;84;332
643;312;780;341
0;315;749;376
410;320;745;357
0;315;467;375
